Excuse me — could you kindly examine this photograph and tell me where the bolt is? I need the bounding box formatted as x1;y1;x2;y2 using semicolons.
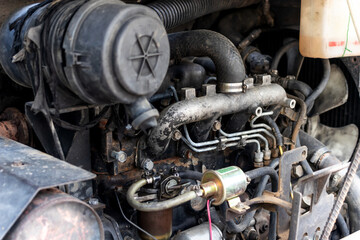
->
111;150;127;163
172;130;182;141
246;176;251;184
331;174;342;188
292;165;304;178
212;120;221;131
88;198;99;205
141;159;154;171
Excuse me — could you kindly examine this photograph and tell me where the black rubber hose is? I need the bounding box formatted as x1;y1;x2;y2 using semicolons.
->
262;115;283;147
305;59;331;114
147;0;261;30
220;159;279;238
246;167;278;192
336;214;350;237
178;170;202;181
286;79;313;98
271;41;299;70
168;30;246;84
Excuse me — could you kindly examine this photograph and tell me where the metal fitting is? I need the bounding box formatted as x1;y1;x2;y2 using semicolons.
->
172;130;182;141
285;98;296;109
202;84;216;96
254;151;264;168
111;150;127;163
181;88;196;100
255;74;271;85
212;121;222;131
263;149;272;166
218;82;244;93
141;159;154;171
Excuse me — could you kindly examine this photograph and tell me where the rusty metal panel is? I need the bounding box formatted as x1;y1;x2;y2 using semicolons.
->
0;137;95;239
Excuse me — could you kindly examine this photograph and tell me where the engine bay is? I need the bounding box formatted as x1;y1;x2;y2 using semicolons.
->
1;0;360;239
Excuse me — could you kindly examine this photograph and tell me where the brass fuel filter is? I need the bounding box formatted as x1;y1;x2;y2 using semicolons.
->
201;166;248;205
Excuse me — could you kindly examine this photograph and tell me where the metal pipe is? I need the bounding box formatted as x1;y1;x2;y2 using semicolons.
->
243;134;269;151
126;178;199;212
250;110;273;131
220;128;276;147
245;139;261;153
148;84;290;156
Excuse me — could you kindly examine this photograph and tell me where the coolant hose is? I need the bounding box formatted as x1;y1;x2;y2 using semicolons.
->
168;30;246;84
147;0;261;30
305;59;331;114
285;79;313;99
126;178;198;212
271;41;299;70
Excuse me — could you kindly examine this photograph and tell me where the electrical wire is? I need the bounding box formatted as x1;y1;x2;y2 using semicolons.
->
114;191;158;240
207;199;213;240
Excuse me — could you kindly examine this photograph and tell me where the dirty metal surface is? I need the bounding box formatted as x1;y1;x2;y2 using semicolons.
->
0;137;95;239
276;146;307;239
5;188;104;240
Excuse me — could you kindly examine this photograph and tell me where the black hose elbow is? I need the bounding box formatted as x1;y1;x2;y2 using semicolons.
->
168;30;247;85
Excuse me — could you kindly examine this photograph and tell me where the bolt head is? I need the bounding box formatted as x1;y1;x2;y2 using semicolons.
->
172;130;182;141
142;159;154;171
212;121;221;131
111;151;127;163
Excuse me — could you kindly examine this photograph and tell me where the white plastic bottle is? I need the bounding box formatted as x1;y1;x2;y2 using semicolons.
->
300;0;360;58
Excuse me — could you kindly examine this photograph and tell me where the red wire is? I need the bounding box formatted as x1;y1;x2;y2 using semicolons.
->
207;199;213;240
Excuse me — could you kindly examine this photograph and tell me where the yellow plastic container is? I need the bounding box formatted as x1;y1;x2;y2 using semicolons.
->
300;0;360;58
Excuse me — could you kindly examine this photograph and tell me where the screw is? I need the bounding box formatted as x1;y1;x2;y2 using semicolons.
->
111;151;127;163
212;120;222;131
172;130;182;141
88;198;99;205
